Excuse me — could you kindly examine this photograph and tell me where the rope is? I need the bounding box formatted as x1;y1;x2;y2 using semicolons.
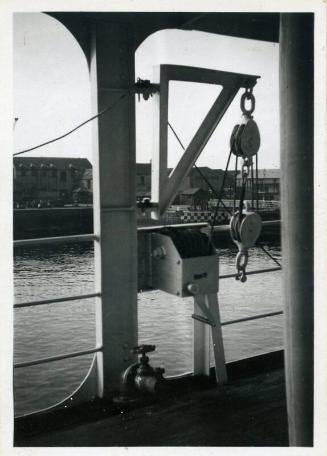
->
233;155;238;213
193;165;232;215
255;152;259;210
210;148;233;229
167;121;233;217
13;93;128;156
250;163;254;209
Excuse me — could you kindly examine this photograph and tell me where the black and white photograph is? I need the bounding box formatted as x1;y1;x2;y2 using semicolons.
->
0;0;326;453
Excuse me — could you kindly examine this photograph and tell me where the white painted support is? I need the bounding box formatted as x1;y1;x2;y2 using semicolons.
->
193;293;227;384
151;66;167;208
206;293;227;384
193;294;210;377
151;65;259;218
160;86;239;213
90;24;138;398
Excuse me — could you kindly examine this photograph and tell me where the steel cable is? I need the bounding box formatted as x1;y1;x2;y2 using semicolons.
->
13;93;128;156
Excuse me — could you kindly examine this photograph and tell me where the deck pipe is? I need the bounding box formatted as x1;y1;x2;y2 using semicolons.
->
279;14;314;446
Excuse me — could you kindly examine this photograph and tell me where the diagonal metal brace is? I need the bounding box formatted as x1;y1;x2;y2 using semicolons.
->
193;294;217;327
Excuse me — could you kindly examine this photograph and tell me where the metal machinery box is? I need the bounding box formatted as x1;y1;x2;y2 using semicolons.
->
151;230;219;297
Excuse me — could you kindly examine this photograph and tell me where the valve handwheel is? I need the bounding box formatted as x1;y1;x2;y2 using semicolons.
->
132;344;156;355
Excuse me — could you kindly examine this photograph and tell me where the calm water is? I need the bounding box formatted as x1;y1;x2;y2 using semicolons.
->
14;242;283;416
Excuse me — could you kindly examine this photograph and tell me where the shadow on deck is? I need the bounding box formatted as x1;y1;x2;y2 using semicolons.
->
15;351;288;447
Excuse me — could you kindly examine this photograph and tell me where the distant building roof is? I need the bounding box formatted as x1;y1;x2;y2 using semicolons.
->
13;157;92;169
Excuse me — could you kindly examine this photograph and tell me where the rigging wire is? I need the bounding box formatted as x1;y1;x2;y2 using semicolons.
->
209;148;233;228
167;121;232;215
233;155;238;213
255;152;259;210
259;244;282;267
193;166;232;215
13;93;128;156
250;163;254;209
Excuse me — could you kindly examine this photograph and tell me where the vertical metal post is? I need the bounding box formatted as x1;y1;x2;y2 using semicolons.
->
151;66;168;213
193;293;227;384
193;295;211;376
280;14;314;446
207;293;227;384
90;21;138;397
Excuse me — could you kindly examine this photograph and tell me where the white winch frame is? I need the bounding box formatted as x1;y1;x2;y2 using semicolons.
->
150;64;259;218
150;65;259;383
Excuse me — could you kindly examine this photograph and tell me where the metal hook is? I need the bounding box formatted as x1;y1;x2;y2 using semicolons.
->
235;250;248;282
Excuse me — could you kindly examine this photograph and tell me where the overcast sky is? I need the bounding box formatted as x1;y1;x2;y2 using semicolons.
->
14;12;280;170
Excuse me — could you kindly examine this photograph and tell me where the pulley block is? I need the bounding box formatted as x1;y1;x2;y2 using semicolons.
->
230;206;262;282
230;117;261;159
230;211;262;249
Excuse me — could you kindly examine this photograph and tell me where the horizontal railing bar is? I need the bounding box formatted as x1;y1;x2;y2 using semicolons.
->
138;219;280;233
102;206;134;212
211;219;281;233
14;234;98;247
221;310;284;326
219;266;282;279
260;219;281;226
13;220;281;246
14;346;103;369
14;270;281;309
14;292;101;309
137;222;208;231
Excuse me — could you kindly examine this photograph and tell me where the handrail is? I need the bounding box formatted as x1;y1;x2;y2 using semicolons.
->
13;268;282;310
14;233;98;247
13;220;281;247
13;219;282;372
211;219;280;233
14;346;103;369
138;222;208;231
221;310;283;327
219;266;282;279
13;310;285;369
14;292;101;309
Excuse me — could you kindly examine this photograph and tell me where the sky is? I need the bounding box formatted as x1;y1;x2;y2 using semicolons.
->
14;12;280;170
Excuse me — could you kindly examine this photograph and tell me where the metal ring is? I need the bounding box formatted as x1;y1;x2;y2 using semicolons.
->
241;92;255;115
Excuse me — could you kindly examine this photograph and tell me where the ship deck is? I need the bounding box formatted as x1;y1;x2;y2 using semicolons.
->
15;351;289;447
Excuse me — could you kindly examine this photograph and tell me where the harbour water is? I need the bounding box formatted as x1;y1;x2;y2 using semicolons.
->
14;242;283;416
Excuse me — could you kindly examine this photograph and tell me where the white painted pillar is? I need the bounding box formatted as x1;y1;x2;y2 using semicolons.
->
90;22;138;397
